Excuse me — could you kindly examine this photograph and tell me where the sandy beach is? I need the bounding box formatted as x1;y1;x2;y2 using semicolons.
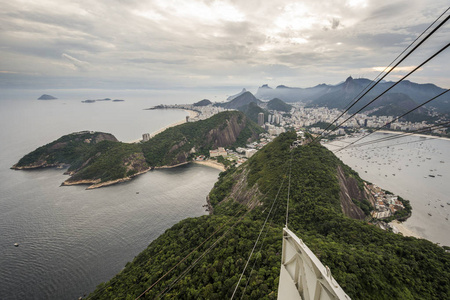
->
192;160;226;171
128;109;199;143
389;220;422;239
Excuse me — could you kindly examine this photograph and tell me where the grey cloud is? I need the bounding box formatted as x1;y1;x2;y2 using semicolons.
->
366;0;413;21
331;18;340;30
126;58;188;65
62;53;90;70
1;0;448;90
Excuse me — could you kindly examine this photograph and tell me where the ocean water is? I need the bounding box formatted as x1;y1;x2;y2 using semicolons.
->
325;132;450;246
0;92;224;300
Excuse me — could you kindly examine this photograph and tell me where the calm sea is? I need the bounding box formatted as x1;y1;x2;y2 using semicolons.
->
325;133;450;246
0;89;232;300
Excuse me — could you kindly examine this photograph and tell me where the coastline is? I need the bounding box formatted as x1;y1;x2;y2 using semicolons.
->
128;109;199;143
192;160;226;171
389;220;422;239
325;132;450;245
154;162;189;169
61;168;152;189
377;130;450;141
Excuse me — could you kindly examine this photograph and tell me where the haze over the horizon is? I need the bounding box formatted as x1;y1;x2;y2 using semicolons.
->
1;0;449;91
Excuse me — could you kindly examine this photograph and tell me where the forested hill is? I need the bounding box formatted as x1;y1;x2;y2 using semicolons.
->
12;111;263;188
88;131;450;299
266;98;293;112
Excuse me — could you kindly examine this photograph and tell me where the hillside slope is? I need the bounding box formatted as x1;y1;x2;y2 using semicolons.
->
266;98;293;112
217;91;262;110
141;111;264;166
88;132;450;299
237;102;269;124
12;112;263;188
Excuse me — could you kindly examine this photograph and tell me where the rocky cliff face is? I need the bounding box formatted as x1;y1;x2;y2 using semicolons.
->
92;133;118;143
336;165;366;220
220;167;263;210
206;114;249;148
155;112;260;167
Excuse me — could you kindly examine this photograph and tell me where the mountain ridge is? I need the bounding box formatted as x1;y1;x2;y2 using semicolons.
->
88;131;450;299
255;77;450;114
217;91;262;110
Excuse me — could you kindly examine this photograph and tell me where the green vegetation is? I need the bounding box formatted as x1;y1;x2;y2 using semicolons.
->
266;98;293;112
382;197;413;223
14;131;148;184
89;131;450;299
13;112;263;186
141;111;264;166
69;142;146;183
15;131;116;168
352;198;372;216
214;156;233;169
237;102;269;124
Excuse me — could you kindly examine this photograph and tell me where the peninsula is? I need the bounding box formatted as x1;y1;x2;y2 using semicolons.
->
89;131;450;299
12;111;263;189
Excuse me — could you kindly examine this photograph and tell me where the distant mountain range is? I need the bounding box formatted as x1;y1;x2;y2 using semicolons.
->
193;99;212;106
265;98;293;112
227;88;247;101
216;91;262;110
216;91;292;113
255;77;450;115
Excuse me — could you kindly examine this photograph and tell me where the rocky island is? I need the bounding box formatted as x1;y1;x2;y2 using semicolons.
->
37;94;57;100
12;111;263;189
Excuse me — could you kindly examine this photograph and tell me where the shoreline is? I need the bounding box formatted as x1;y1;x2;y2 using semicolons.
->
377;130;450;141
62;168;152;190
128;109;199;143
154;162;189;169
389;220;422;239
325;134;449;245
192;160;226;171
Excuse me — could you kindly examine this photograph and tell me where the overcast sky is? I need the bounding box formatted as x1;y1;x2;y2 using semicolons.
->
1;0;449;91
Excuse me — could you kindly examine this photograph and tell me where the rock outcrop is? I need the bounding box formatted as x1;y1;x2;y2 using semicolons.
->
206;115;250;149
336;165;366;220
220;167;262;210
38;94;57;100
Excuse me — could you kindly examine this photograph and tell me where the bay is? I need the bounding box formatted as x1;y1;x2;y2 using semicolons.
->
0;90;228;300
325;132;450;246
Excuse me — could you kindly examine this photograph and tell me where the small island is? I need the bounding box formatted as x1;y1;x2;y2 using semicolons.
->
37;94;57;100
82;98;112;103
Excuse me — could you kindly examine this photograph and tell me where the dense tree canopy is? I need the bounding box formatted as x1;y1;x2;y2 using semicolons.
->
89;132;450;299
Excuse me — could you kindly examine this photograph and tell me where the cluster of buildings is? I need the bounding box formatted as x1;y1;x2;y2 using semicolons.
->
148;100;447;169
366;183;405;219
280;105;446;136
201;134;274;167
152;100;447;141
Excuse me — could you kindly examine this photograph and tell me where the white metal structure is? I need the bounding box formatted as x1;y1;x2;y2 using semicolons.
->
278;227;350;300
